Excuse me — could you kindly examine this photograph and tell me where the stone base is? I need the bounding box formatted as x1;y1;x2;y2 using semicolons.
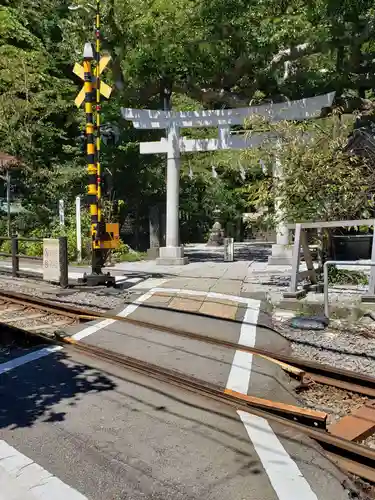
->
268;244;293;266
361;295;375;303
156;246;189;266
206;241;223;247
146;247;160;260
282;290;307;299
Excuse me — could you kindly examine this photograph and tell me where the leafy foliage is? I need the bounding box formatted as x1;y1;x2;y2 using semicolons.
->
242;115;375;225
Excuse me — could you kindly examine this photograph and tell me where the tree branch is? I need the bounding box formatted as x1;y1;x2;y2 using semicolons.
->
176;86;251;107
269;42;323;70
269;24;373;72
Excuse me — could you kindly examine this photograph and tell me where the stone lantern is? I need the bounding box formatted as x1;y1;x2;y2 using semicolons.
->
207;207;224;246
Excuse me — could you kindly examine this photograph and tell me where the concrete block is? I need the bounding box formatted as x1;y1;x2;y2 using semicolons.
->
268;244;293;266
156;257;189;265
159;278;193;289
241;290;268;301
147;293;174;306
203;296;239;306
283;290;307;299
146;247;160;260
222;261;251;280
209;279;242;295
157;246;188;266
199;301;238;319
169;296;203;312
179;279;216;292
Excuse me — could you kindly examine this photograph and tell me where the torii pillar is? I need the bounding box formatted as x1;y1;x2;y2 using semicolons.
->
122;92;335;265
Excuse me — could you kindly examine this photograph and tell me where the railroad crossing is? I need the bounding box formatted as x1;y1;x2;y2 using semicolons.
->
1;272;374;499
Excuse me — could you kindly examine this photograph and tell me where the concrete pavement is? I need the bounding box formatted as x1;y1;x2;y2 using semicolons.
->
106;243;291;299
0;243;293;303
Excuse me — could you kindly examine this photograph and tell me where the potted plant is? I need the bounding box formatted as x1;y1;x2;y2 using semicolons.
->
331;224;374;261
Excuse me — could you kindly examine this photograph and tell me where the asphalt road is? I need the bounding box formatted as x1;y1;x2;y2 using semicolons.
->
0;344;352;500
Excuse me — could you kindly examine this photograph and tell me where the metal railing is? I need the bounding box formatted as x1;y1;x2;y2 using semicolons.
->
0;235;43;277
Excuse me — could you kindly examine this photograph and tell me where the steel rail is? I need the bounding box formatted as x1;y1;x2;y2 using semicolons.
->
61;336;326;428
56;335;375;483
1;290;375;396
0;290;99;319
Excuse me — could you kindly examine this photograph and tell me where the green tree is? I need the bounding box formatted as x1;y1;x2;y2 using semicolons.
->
242;116;375;225
0;2;85;226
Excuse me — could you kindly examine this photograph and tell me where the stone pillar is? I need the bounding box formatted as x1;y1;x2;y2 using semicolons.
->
268;155;293;265
160;206;166;246
157;122;188;265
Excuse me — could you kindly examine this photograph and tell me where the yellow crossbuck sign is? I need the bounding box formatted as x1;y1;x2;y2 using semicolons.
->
73;54;112;108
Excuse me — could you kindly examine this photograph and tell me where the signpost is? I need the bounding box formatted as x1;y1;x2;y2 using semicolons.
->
59;199;65;227
122;92;335;266
223;238;234;262
43;237;68;287
76;196;82;263
43;239;60;282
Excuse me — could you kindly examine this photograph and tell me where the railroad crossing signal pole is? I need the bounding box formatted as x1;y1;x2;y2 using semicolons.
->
95;0;102;229
83;42;102;276
74;1;119;286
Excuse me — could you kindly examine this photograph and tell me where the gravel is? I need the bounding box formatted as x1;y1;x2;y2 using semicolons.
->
0;275;131;312
296;382;369;424
53;290;129;311
275;312;375;498
273;314;375;376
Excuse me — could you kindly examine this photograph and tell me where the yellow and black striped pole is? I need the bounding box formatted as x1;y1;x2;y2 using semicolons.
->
95;0;102;227
83;43;101;274
74;7;118;285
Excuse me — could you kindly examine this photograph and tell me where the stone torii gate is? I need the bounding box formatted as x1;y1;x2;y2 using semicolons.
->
122;92;335;265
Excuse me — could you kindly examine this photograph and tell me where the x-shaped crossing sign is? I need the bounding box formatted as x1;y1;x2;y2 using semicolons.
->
73;54;112;108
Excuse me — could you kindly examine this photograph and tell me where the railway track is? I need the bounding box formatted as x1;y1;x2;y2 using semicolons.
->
1;289;375;484
0;293;96;335
0;289;373;398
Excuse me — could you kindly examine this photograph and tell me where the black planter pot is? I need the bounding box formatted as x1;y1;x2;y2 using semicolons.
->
332;234;372;261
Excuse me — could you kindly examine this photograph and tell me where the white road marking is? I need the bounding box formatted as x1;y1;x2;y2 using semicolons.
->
210;290;320;499
225;300;260;393
238;411;319;500
0;290;154;372
67;287;260;344
150;287;262;394
72;318;117;341
151;287;262;394
0;346;63;375
71;290;154;341
0;440;87;500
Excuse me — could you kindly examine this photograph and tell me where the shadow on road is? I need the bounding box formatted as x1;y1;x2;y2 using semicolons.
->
184;244;271;263
0;346;349;495
0;350;116;429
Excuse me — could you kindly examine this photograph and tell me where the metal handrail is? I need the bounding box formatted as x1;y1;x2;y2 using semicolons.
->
324;260;375;318
0;235;44;276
